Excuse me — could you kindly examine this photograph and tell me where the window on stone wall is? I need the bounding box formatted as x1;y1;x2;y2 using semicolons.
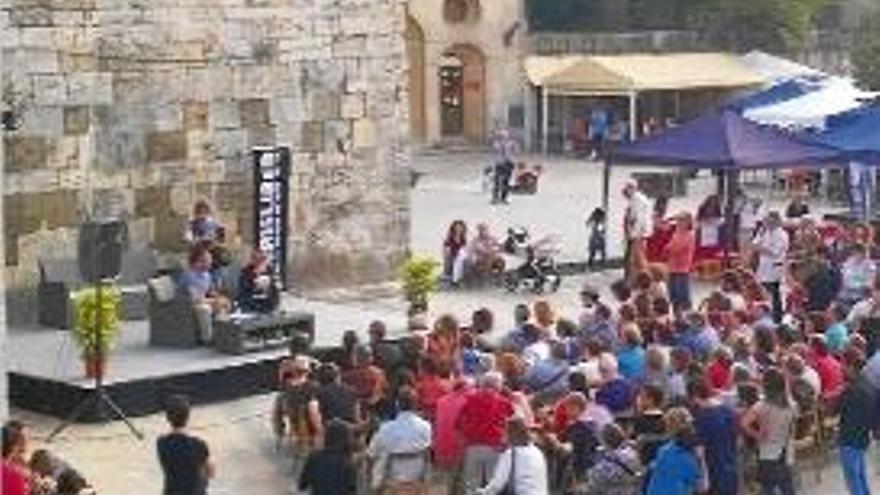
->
444;0;480;24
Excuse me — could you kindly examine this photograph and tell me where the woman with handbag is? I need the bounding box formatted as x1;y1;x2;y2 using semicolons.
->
476;417;548;495
740;367;798;495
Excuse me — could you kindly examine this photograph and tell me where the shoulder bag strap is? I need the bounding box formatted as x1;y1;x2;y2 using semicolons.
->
506;447;517;495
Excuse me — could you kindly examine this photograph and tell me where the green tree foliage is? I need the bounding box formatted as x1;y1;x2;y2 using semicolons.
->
689;0;831;51
852;15;880;90
525;0;830;50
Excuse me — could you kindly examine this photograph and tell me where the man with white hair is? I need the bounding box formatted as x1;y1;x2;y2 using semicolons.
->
622;181;652;282
595;353;636;414
456;371;515;492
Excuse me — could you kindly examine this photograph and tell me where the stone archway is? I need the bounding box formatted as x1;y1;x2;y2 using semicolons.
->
405;16;426;143
439;44;486;143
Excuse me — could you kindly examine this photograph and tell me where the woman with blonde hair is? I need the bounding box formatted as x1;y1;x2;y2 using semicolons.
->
644;407;703;495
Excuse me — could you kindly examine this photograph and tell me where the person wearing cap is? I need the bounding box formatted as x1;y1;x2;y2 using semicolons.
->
752;211;789;323
665;212;696;312
273;355;321;451
623;181;653;283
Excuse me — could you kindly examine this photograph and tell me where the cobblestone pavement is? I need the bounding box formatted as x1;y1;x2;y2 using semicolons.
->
10;151;868;494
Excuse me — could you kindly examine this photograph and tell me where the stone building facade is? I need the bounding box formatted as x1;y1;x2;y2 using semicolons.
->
406;0;527;146
1;0;411;324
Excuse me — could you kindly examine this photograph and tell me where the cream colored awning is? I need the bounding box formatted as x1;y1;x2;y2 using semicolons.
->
526;53;766;94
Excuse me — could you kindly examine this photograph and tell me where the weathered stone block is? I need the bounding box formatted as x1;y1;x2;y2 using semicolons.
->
4;136;49;172
341;92;365;119
239;98;270;128
183;101;209;130
146;131;187;163
63;105;90;135
352;119;377;149
300;121;324;153
310;91;340;120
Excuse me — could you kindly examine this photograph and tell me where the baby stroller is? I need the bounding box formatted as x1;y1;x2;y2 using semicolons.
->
502;227;562;293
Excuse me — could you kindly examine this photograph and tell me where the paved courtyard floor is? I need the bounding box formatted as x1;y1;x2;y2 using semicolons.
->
11;151;868;494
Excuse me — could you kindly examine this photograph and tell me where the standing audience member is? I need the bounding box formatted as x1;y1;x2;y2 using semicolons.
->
665;212;696;312
836;354;877;495
458;372;515;492
368;387;433;495
315;363;360;426
623;182;653;283
688;378;738;495
752;212;789;323
156;395;215;495
741;368;797;495
645;408;703;495
298;420;358;495
273;355;321;451
477;417;549;495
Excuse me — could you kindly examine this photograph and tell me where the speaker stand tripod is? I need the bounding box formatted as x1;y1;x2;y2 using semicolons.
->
47;280;143;442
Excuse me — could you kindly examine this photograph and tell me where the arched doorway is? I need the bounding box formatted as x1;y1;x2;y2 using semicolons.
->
405;16;426;142
439;44;486;143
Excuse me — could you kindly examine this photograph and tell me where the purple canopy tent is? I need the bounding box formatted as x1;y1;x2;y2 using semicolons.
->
601;111;843;261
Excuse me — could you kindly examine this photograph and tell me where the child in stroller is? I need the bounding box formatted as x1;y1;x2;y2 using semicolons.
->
502;227;562;293
586;207;607;267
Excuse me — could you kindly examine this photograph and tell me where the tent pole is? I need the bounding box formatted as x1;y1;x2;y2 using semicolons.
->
602;155;611;217
542;87;550;154
628;91;638;140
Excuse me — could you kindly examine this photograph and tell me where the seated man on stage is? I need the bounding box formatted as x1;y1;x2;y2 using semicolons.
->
179;244;230;343
237;249;280;314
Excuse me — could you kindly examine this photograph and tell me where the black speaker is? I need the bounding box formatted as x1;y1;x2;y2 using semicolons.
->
78;220;128;283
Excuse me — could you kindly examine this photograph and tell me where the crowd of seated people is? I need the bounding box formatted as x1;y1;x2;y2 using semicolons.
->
272;207;880;495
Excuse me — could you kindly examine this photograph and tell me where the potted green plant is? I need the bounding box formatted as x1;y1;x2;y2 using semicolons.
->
72;285;122;379
399;255;440;316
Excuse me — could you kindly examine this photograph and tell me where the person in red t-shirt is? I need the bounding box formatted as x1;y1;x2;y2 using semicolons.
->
808;336;844;400
2;421;30;495
706;346;734;392
457;372;514;491
415;358;452;421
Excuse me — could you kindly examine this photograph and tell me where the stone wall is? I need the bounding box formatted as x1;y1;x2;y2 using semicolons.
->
0;0;411;323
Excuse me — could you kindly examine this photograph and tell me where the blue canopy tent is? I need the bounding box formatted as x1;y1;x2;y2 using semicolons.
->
727;76;826;112
810;105;880;219
601;110;843;261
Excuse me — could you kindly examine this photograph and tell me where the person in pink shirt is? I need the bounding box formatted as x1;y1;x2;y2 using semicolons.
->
665;213;696;312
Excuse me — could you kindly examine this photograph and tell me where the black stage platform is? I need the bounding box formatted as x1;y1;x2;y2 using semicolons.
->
9;322;293;422
8;298;408;422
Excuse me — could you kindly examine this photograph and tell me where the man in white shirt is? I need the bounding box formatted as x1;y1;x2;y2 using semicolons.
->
752;211;789;323
477;417;548;495
622;181;652;282
367;388;433;492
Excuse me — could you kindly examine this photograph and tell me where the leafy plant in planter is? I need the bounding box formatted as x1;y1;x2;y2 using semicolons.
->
72;285;122;379
399;255;440;316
